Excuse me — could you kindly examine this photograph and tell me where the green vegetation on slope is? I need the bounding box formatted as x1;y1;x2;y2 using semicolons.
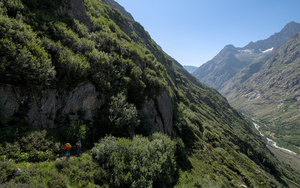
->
1;0;300;187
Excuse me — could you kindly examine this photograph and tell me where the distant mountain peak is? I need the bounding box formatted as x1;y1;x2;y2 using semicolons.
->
219;44;238;54
242;21;300;53
284;21;298;28
224;44;236;50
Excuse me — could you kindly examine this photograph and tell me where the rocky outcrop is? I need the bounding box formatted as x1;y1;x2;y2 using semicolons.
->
0;83;102;128
10;168;22;181
143;89;173;135
0;82;174;134
56;0;92;30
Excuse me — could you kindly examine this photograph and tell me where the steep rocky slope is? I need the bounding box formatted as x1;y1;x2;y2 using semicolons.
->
1;0;300;187
104;0;134;20
193;21;300;90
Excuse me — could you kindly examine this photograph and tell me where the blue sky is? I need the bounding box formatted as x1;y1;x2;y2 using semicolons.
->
115;0;300;67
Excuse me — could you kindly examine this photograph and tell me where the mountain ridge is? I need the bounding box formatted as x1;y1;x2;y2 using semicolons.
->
242;21;300;53
193;21;300;90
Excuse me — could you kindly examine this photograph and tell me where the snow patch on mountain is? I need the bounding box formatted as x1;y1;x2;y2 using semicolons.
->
261;47;274;53
238;49;254;54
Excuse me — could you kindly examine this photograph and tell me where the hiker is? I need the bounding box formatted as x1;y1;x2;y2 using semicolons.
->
76;141;82;156
62;143;71;156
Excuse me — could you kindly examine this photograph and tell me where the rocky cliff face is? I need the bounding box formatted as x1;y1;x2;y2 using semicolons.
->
0;83;102;128
0;82;174;134
144;89;173;135
56;0;92;30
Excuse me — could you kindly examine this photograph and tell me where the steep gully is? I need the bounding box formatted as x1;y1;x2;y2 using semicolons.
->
253;123;297;155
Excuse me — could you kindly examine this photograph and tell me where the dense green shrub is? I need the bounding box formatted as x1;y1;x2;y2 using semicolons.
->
134;110;153;136
72;20;89;38
0;129;60;162
42;37;89;87
107;93;139;135
50;22;95;54
53;154;107;187
0;15;55;88
92;133;178;187
0;0;25;17
60;121;87;144
47;172;67;188
0;161;16;183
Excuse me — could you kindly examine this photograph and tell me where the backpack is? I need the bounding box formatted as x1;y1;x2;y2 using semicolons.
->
76;142;81;149
66;143;71;149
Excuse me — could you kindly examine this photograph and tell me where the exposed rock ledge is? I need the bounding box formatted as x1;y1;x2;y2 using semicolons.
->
0;83;102;128
0;83;173;135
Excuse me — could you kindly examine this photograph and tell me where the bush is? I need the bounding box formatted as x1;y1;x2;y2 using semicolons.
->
0;129;60;162
0;161;15;183
107;93;139;136
0;16;56;89
92;133;178;187
134;110;153;136
47;172;67;188
42;37;90;87
2;142;22;160
60;121;87;144
1;0;25;17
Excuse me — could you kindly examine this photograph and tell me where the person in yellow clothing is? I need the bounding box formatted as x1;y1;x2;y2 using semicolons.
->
62;143;71;156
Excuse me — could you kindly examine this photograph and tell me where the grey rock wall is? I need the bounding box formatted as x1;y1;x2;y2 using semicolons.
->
143;89;173;135
56;0;92;30
1;83;174;135
0;83;102;128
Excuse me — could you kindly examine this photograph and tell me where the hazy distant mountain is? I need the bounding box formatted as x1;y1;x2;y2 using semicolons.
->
183;65;198;73
193;21;300;90
225;31;300;153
